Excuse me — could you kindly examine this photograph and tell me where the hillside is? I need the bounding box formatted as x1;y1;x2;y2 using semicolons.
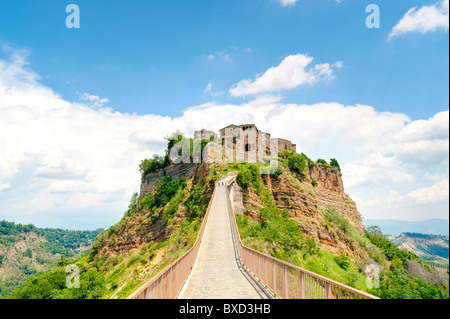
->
4;132;449;299
221;149;449;299
4;166;217;299
387;233;449;267
0;221;102;296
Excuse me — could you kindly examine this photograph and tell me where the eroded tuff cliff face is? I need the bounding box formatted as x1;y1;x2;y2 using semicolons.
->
105;160;365;258
96;162;214;257
239;164;365;258
140;163;201;197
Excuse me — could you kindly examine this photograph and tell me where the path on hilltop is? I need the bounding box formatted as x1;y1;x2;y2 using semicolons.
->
178;181;266;299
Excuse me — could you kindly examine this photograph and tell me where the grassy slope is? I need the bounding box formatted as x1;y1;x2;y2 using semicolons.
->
217;157;449;299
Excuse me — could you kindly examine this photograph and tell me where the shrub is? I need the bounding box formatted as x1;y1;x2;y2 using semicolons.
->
287;154;308;179
301;153;315;169
302;236;319;258
346;269;359;287
185;182;206;219
139;155;168;177
330;158;341;172
154;176;187;208
236;164;259;188
334;254;350;270
316;158;331;168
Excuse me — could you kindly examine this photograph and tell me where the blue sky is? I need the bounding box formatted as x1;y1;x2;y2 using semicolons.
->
1;0;448;118
0;0;448;230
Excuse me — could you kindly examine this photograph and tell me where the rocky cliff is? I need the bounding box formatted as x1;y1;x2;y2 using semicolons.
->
235;162;366;258
140;163;202;197
97;162;214;257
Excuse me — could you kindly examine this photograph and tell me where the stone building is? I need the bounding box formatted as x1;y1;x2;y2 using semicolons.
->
217;123;296;162
274;137;296;153
194;129;218;141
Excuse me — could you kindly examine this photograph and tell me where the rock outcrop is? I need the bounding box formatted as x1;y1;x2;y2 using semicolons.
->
98;162;215;257
140;163;201;197
237;164;366;258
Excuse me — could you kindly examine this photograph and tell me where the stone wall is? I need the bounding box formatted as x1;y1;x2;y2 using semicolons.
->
276;138;297;153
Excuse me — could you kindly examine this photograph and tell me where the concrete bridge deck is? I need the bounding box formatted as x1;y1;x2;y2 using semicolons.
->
178;181;266;299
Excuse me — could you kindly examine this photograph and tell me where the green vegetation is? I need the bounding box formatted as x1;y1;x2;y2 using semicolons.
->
6;256;105;299
139;131;212;177
232;162;374;292
315;158;341;171
316;158;330;167
230;155;448;299
329;158;341;172
0;221;102;297
233;162;316;263
3;142;447;300
389;232;449;265
139;154;169;176
334;254;350;270
365;226;448;299
3;158;214;299
279;149;312;179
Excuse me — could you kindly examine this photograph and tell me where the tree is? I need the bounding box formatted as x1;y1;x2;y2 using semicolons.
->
24;248;33;259
165;131;185;151
366;225;383;236
287;154;308;178
330;158;341;171
56;255;71;267
139;155;167;176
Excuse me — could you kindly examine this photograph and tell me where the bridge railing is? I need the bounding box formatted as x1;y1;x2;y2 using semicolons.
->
225;177;379;300
127;183;218;299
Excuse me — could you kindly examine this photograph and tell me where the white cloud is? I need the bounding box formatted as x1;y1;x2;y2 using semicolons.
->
230;54;338;97
275;0;342;7
207;50;231;63
80;92;110;107
389;0;449;40
343;153;416;189
407;178;449;204
0;183;11;192
0;48;448;229
424;172;448;183
204;82;225;97
333;61;344;69
276;0;299;7
380;110;449;168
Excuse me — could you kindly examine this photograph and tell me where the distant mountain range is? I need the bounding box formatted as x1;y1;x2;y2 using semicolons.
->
363;219;449;237
387;233;449;267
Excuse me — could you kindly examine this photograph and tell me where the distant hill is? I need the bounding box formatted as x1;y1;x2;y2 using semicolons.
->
363;219;449;237
387;233;449;267
0;220;103;297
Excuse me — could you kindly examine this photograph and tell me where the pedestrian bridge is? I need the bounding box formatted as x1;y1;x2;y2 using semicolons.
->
127;175;378;300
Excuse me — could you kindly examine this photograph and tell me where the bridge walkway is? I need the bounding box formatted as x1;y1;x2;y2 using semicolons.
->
178;181;266;299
